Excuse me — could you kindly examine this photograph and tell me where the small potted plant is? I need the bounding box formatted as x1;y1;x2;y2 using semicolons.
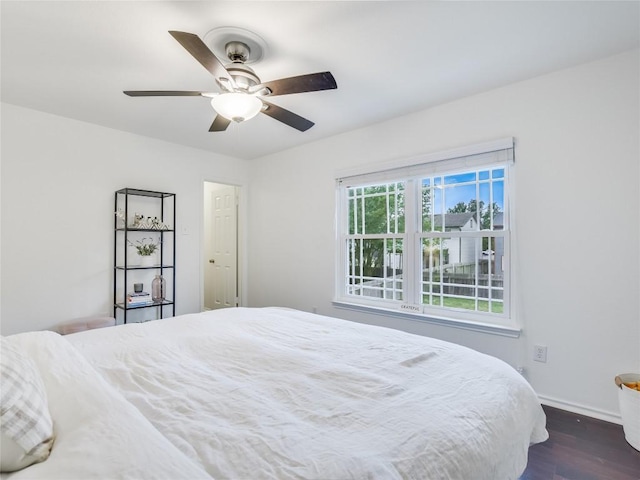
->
128;237;161;267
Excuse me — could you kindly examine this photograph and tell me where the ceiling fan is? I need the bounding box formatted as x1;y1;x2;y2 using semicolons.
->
124;31;337;132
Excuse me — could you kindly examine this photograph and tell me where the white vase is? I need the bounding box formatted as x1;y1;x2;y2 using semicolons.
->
139;254;156;267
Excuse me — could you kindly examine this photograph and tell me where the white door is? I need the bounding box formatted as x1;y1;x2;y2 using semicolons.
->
204;184;238;310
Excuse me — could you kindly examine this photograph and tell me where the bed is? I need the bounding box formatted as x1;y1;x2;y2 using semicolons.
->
2;307;548;479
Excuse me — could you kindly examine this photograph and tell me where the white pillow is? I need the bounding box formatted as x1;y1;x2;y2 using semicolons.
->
1;337;55;472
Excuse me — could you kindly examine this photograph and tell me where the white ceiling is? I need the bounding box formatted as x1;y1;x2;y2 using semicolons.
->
2;1;638;160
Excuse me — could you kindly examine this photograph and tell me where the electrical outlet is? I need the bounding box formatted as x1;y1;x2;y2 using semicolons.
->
533;345;548;363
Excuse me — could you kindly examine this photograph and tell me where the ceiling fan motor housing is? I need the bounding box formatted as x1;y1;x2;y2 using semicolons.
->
222;41;261;91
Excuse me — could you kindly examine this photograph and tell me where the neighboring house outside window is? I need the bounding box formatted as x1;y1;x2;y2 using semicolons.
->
335;139;518;335
433;212;477;265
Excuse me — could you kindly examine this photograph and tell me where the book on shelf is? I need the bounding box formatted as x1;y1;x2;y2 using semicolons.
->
129;291;151;297
128;300;153;306
127;292;152;305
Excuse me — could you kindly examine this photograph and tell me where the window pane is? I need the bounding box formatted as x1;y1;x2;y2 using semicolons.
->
346;238;403;301
396;183;405;232
385;238;404;301
444;183;476;217
421;237;447;307
422;184;444;232
421;235;504;314
421;167;507;233
348;196;359;234
444;172;476;185
364;193;387;234
348;183;405;235
492;179;505;229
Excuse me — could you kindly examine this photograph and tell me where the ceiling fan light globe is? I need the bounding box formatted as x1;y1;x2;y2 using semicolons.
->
211;93;262;123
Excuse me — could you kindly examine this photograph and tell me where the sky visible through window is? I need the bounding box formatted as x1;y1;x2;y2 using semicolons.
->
424;168;505;215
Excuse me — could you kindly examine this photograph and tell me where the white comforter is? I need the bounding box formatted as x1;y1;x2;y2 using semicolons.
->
2;331;211;480
67;307;547;480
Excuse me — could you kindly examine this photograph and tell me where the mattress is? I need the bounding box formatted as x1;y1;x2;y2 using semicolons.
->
62;307;548;479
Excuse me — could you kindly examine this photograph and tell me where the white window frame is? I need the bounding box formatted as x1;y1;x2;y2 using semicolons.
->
334;138;520;337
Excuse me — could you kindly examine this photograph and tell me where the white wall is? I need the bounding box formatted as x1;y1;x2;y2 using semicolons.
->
247;50;640;422
1;103;249;335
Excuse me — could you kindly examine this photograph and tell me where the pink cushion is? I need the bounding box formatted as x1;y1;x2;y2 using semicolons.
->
56;317;115;335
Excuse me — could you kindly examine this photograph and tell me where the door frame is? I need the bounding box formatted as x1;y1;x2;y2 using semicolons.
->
201;179;247;311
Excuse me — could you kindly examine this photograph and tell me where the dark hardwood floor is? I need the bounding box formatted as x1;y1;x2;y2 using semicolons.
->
520;405;640;480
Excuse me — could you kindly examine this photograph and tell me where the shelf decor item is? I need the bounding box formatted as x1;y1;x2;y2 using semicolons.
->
128;237;161;266
115;209;126;227
127;291;153;306
131;213;145;229
129;237;161;256
131;214;171;230
139;255;155;267
152;275;166;302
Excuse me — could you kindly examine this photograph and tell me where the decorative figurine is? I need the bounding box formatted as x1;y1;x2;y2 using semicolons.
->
132;213;144;228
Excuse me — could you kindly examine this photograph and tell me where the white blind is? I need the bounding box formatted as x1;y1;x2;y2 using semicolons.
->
337;138;514;186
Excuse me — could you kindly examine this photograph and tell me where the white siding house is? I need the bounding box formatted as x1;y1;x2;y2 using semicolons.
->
434;212;477;265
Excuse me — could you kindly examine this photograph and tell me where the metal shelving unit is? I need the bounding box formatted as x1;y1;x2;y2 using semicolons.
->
113;188;176;324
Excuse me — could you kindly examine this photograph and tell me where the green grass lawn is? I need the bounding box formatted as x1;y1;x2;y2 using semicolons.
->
424;296;503;314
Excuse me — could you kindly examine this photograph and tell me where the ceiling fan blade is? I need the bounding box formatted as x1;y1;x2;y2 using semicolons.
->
256;72;337;97
124;91;204;97
209;115;231;132
260;100;314;132
168;31;236;89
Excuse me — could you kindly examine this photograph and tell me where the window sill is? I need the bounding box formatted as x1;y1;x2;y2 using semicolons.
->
332;300;522;338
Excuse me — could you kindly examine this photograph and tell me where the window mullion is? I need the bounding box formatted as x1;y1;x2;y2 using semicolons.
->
474;172;479;310
475;236;480;312
352;189;358;235
402;179;417;305
489;172;494;231
476;178;480;232
502;166;512;317
360;188;365;234
386;184;392;234
488;234;493;312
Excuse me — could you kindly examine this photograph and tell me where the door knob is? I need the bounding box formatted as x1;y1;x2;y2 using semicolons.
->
209;259;215;264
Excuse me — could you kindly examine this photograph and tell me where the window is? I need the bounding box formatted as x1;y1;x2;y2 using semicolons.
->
335;139;516;333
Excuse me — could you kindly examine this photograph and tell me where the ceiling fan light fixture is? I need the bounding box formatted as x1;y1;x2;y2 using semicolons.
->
210;93;262;123
125;30;337;132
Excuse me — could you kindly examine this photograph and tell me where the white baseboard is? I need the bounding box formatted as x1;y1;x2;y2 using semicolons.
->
538;394;622;425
